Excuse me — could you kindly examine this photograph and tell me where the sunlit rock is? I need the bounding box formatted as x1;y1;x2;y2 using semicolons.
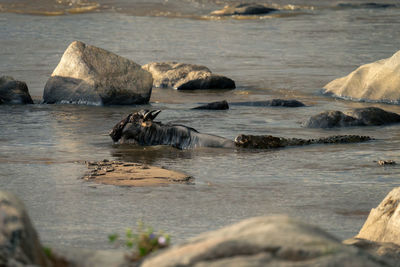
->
142;62;235;90
324;50;400;104
356;187;400;245
0;76;33;104
43;41;153;105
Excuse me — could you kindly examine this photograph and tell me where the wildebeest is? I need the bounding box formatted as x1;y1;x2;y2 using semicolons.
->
109;110;235;149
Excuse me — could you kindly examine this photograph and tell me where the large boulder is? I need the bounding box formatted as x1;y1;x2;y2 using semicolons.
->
43;41;153;105
303;107;400;128
0;191;49;266
210;3;278;16
141;215;389;267
0;76;33;104
142;62;235;90
324;50;400;104
356;187;400;245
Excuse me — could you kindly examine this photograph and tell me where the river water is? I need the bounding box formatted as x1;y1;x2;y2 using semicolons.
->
1;0;400;249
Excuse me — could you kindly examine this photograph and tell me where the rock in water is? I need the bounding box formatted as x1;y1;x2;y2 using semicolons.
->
324;50;400;104
303;107;400;128
142;215;390;267
230;99;305;107
0;76;33;104
43;41;153;105
356;187;400;245
192;100;229;110
142;62;235;90
0;191;49;266
210;3;278;16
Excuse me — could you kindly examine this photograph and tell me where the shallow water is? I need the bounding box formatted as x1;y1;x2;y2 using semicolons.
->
1;0;400;249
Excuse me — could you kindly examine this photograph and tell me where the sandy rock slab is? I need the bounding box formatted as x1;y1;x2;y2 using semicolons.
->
82;160;193;187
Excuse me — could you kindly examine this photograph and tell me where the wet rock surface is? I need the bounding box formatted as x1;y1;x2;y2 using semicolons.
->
0;191;49;266
192;100;229;110
210;3;278;16
82;160;193;187
43;41;153;105
235;134;372;149
324;50;400;104
142;62;235;90
0;76;33;104
303;107;400;128
141;215;391;267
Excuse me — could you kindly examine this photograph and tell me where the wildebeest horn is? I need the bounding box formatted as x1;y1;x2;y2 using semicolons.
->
143;110;161;121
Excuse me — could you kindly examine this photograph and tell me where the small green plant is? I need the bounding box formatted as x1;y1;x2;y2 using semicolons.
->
108;221;171;261
43;246;52;258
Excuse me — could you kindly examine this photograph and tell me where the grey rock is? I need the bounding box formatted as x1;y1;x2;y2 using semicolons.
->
337;3;396;9
192;100;229;110
43;41;153;105
0;191;50;266
142;62;235;90
210;3;278;16
0;76;33;104
231;99;305;107
303;107;400;128
141;215;391;267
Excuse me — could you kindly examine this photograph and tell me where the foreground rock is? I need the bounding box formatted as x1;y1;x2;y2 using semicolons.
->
303;107;400;128
82;160;193;187
344;238;400;264
210;3;278;16
235;134;372;149
142;62;235;90
324;50;400;104
0;76;33;104
231;99;305;107
0;191;49;266
43;41;153;105
356;187;400;245
142;215;390;267
192;100;229;110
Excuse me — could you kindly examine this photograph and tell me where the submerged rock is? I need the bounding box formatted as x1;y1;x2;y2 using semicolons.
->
235;134;372;149
324;50;400;104
210;3;278;16
82;160;193;187
337;3;396;9
231;99;305;107
142;215;390;267
192;100;229;110
0;76;33;104
303;107;400;128
356;187;400;245
43;41;153;105
0;191;49;266
142;62;235;90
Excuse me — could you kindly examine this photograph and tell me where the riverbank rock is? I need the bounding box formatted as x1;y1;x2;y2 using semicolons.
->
303;107;400;128
82;160;193;186
141;215;390;267
356;187;400;245
324;50;400;104
142;62;235;90
0;191;50;266
0;76;33;104
192;100;229;110
43;41;153;105
231;99;305;107
210;3;278;16
235;134;372;149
